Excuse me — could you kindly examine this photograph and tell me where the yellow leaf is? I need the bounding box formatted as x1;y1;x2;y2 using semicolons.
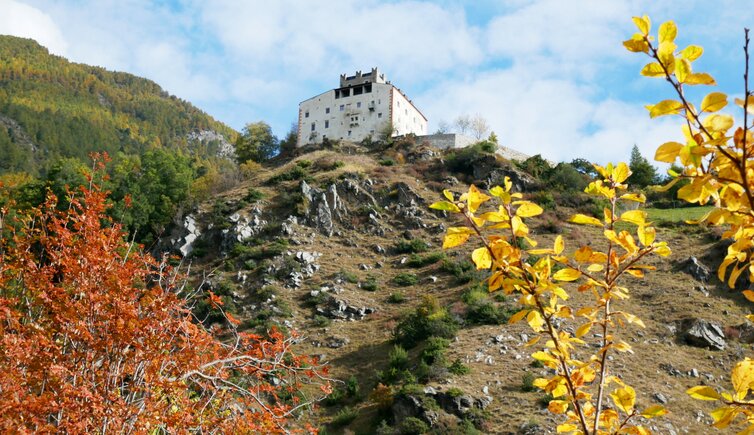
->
640;62;665;77
575;322;593;338
443;233;470;249
658;41;677;70
655;142;683;163
527;310;545;332
731;358;754;399
557;423;578;433
641;405;668;418
621;210;646;226
524;335;541;347
610;385;636;414
613;162;631;183
744;290;754;303
638;225;656;246
680;45;704;61
429;201;460;212
623;38;648;53
508;309;530;325
587;263;603;272
647;99;684;118
442;189;454;201
701;92;728;113
472;247;492;270
552;235;564;255
553;268;581;282
548;400;569;414
654;242;671;257
570;214;604;227
703;114;734;133
464;185;491;213
685;72;716;85
734;95;754;115
514;201;543;218
686;385;721;401
675;58;691;83
632;15;650;35
620;192;646;203
711;406;738;429
658;21;677;43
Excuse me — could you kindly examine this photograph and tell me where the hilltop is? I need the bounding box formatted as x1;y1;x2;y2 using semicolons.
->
174;138;748;434
0;35;237;175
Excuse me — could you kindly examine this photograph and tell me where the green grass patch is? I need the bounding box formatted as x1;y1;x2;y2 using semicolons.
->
645;206;713;223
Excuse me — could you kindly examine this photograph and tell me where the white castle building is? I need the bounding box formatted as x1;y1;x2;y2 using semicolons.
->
297;68;428;146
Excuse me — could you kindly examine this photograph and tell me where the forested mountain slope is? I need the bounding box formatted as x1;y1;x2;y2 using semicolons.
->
0;35;237;175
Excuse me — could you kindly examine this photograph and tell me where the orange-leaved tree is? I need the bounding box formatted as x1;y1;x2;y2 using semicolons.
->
625;15;754;432
0;155;328;433
431;173;670;434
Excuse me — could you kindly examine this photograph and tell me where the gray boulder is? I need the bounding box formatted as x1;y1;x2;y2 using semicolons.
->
679;318;726;350
681;257;711;283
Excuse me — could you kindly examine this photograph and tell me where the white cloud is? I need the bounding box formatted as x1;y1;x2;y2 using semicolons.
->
0;0;68;55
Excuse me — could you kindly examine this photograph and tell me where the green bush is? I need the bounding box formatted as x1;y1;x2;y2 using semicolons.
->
389;345;409;370
448;358;471;375
312;315;331;327
393;296;459;348
331;406;358;427
395;239;430;254
340;269;359;284
244;187;265;202
521;372;536;392
388;292;406;304
346;375;360;398
406;252;446;268
392;273;419;287
398;417;429;435
324;388;345;406
379;159;396;166
439;258;479;284
361;275;379;291
420;337;450;366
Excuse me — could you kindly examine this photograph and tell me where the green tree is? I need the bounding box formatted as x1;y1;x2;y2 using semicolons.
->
627;145;658;188
278;122;298;157
235;121;278;163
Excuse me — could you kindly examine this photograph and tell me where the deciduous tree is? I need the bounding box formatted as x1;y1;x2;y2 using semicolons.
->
0;155;327;433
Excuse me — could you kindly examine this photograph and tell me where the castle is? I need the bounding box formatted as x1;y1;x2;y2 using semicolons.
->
296;68;427;146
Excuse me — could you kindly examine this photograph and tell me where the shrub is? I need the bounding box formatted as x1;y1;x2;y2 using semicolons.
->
420;337;450;366
312;315;331;327
379;159;396;166
340;269;359;284
324;388;345;406
244;187;265;202
398;417;429;435
395;239;430;254
388;292;406;304
361;275;379;292
346;375;360;398
439;258;479;284
448;358;471;376
521;372;536;392
406;251;446;268
392;273;418;287
389;345;409;370
393;296;459;348
330;406;358;427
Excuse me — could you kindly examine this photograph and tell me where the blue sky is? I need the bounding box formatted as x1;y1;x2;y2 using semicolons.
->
2;0;753;166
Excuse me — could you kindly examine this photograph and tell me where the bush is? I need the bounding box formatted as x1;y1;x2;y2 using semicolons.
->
379;159;396;166
420;337;450;366
324;388;345;406
312;315;331;327
340;269;359;284
448;358;471;375
392;273;419;287
393;296;459;348
388;292;406;304
361;275;379;291
346;375;360;398
389;345;409;370
399;417;429;435
521;372;536;392
406;252;446;268
330;406;358;427
395;239;430;254
439;258;479;284
244;187;265;202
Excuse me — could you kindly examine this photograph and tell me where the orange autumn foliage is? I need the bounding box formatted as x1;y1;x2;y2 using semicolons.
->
0;157;327;433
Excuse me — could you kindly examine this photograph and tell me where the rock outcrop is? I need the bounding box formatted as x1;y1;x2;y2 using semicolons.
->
679;318;726;350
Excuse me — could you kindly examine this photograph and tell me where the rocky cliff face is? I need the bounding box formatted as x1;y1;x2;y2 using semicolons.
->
165;143;750;434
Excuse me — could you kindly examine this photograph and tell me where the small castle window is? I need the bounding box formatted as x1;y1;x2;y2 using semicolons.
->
325;107;330;114
378;113;382;118
325;120;329;128
340;105;344;111
305;111;309;118
348;130;352;136
311;122;315;131
357;102;361;108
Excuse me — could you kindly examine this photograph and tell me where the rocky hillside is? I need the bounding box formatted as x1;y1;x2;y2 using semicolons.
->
171;138;750;434
0;35;237;175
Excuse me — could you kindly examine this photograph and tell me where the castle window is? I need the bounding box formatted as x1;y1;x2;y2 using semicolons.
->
365;84;372;93
348;130;352;136
340;105;345;111
311;122;315;131
325;120;329;128
378;113;382;118
357;102;361;108
353;86;363;95
325;107;330;114
305;111;309;118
